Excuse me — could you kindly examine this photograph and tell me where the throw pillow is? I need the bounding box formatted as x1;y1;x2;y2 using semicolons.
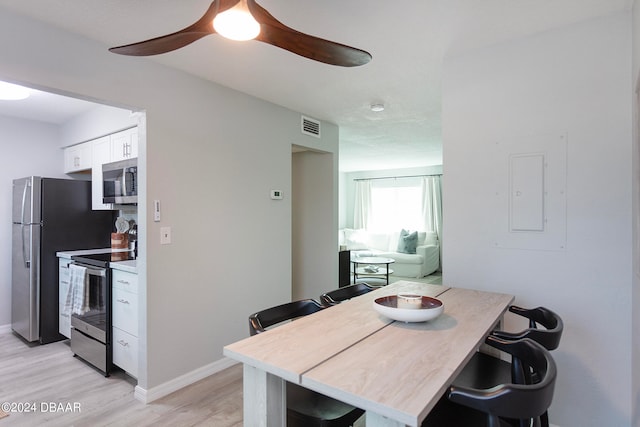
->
397;229;418;254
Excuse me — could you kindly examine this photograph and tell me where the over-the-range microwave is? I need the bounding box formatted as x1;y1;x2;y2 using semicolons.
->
102;158;137;204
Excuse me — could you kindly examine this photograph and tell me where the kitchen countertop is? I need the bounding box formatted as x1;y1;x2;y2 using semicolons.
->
56;248;137;274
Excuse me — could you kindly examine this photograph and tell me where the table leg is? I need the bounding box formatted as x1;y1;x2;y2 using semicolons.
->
385;263;390;286
243;364;286;426
352;261;358;284
366;411;408;427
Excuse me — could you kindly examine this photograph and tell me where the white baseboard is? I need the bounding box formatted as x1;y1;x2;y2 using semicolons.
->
134;357;238;404
0;324;12;335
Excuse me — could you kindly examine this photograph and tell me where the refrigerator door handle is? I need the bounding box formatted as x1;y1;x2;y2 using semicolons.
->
22;225;30;268
20;178;29;225
20;180;31;268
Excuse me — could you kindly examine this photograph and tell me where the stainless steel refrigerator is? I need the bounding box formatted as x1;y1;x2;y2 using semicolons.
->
11;177;114;344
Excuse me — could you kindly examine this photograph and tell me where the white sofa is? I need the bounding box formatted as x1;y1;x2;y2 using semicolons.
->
339;228;440;278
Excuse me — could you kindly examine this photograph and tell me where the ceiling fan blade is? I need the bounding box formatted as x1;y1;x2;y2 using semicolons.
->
109;0;237;56
109;31;212;56
248;1;372;67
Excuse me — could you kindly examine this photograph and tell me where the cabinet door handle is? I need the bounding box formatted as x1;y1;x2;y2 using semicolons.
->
117;299;130;304
117;339;129;347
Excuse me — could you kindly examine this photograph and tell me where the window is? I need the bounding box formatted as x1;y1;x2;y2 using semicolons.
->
368;178;423;232
353;175;442;244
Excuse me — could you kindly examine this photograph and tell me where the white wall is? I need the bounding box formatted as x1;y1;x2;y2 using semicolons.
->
443;12;632;426
0;7;339;395
631;2;640;425
0;115;65;330
292;149;338;300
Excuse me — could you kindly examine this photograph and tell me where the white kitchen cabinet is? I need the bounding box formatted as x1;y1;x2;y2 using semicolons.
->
64;141;92;173
113;287;138;335
58;257;72;338
112;328;139;377
112;269;138;378
110;127;138;162
91;135;114;210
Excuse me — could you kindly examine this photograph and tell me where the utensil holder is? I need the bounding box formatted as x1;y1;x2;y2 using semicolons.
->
111;232;129;250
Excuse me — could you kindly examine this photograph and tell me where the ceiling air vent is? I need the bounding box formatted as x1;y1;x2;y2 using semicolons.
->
301;116;321;138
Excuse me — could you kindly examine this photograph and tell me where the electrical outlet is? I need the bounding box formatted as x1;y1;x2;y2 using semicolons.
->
160;226;171;244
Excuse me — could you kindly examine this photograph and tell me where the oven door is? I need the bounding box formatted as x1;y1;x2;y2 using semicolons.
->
69;261;112;375
69;262;109;342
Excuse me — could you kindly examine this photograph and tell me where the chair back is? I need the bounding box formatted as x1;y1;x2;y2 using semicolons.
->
249;299;324;335
448;336;557;424
492;305;563;351
320;283;374;306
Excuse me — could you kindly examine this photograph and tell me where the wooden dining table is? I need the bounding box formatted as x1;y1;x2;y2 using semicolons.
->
223;281;514;427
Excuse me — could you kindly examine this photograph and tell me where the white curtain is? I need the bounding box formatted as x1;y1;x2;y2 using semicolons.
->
421;176;443;245
353;180;372;229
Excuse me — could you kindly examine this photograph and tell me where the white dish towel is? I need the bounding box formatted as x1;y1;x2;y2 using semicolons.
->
65;264;90;315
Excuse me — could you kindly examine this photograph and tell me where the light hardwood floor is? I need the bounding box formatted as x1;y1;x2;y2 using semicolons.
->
0;333;243;426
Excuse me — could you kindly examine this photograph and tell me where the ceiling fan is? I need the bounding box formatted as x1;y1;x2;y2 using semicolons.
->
109;0;372;67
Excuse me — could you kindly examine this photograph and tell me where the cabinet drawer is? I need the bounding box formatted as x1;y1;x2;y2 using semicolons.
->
112;270;138;293
59;274;70;303
112;287;138;336
58;304;71;339
59;257;72;270
113;327;138;378
58;258;71;309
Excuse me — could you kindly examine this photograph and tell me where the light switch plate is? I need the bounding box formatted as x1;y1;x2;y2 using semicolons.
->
160;226;171;244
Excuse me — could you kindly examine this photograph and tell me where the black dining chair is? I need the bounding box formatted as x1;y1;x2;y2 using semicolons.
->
451;305;563;427
423;336;557;427
248;299;365;427
320;283;375;306
249;299;325;335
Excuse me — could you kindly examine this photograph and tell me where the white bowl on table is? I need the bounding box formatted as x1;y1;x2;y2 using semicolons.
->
373;294;444;322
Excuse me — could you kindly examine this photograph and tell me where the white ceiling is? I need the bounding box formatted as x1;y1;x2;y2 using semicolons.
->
0;87;100;125
0;0;632;171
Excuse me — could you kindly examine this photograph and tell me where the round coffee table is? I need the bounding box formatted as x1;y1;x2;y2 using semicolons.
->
351;256;395;286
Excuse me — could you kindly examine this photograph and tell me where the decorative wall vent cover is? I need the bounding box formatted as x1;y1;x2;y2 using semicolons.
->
301;116;321;138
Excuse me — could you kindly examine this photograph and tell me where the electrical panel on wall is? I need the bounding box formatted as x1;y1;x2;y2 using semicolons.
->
491;132;567;251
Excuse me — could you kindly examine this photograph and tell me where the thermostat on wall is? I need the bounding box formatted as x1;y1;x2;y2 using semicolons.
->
270;190;283;200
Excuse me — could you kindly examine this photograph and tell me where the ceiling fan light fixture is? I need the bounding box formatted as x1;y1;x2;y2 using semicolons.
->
213;0;261;41
0;81;30;101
